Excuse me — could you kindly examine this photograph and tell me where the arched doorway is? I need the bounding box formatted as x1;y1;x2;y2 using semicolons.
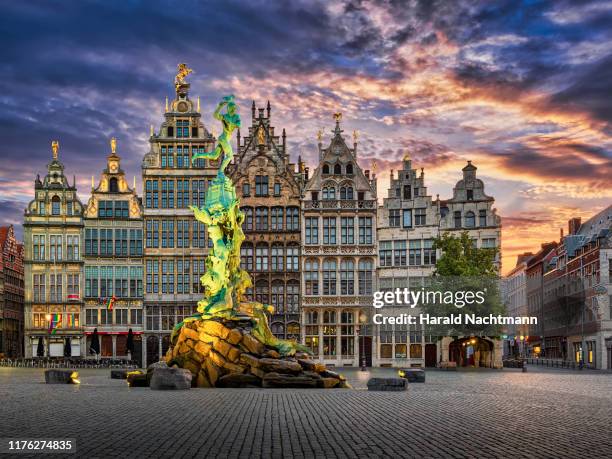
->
449;337;494;368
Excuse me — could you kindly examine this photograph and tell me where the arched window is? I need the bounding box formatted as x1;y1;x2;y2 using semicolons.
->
242;207;253;231
340;186;354;200
305;311;318;324
255;243;268;271
322;259;337;295
358;259;373;294
109;177;119;193
322;164;330;175
241;243;254;271
334;164;341;174
465;211;475;228
271;323;285;337
323;310;336;324
322;186;336;200
51;196;61;216
340;259;355;295
286;280;299;313
346;163;354;175
271;281;285;313
454;211;462;229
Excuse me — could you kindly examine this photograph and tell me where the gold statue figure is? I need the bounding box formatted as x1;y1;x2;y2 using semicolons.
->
257;125;265;145
317;130;322;142
110;137;117;154
333;112;342;122
175;63;193;87
51;140;59;160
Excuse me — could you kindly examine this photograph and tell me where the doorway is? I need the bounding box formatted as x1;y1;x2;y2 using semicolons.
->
425;343;437;367
359;337;372;367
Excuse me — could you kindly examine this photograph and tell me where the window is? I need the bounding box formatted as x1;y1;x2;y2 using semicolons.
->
359;217;372;244
379;241;392;267
311;191;318;201
130;309;143;325
403;185;411;200
242;182;250;197
100;309;112;325
305;260;319;295
334;164;341;174
67;273;79;297
271;245;284;271
415;208;426;226
274;183;281;196
116;309;128;325
286;207;299;231
465;211;475;228
161;260;175;294
479;209;487;227
287;281;299;313
454;211;462;229
242;207;253;231
271;282;284;313
66;201;73;216
39;201;45;215
33;235;46;261
482;238;496;249
255;281;269;305
409;240;422;266
467;189;473;200
33;274;46;302
322;186;336;200
305;217;319;245
423;239;436;265
341;217;354;244
176;120;189;138
66;235;79;260
109;177;118;193
340;186;353;200
394;240;407;266
358;259;373;294
322;164;330;175
323;217;336;245
86;309;98;326
389;209;400;227
271;207;284;231
241;244;254;271
51;196;61;215
130;266;143;298
49;273;62;302
255;176;269;196
403;210;412;228
49;235;62;261
255;207;268;231
346;163;353;175
255;244;269;271
340;260;354;295
322;260;337;295
286;245;299;271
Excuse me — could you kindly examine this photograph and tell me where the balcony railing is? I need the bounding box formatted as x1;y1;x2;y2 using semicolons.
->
304;200;376;210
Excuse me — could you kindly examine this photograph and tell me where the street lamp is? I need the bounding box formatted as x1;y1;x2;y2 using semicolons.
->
45;314;51;358
359;313;367;371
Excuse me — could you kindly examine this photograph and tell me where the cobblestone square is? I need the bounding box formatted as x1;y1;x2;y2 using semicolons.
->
1;367;611;458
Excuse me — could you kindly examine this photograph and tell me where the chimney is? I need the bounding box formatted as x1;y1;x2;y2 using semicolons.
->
251;100;256;119
568;217;581;235
560;228;564;239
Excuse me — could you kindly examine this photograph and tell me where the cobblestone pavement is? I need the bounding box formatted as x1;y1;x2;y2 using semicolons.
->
1;367;611;458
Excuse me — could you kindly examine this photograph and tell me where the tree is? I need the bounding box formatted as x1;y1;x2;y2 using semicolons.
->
422;231;505;336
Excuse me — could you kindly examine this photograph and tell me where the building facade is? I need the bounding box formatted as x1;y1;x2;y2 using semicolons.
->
0;225;24;358
501;252;533;357
301;115;378;367
141;74;216;365
377;158;503;368
83;140;144;364
229;101;305;340
24;143;85;357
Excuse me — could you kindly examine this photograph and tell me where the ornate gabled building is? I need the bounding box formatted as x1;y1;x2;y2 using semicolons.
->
0;225;24;358
439;161;502;268
301;114;378;367
83;139;144;364
377;156;441;368
141;68;216;366
229;101;305;340
24;142;84;357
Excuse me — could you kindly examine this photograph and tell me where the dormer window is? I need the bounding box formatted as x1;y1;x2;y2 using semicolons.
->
346;163;354;175
109;177;118;193
322;164;330;175
167;126;174;137
51;196;61;216
176;120;189;138
467;189;474;200
334;164;341;175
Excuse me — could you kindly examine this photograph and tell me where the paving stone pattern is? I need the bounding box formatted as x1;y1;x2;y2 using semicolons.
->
1;367;611;458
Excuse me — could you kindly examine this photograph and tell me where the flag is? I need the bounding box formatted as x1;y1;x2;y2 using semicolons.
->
106;295;116;311
48;313;61;334
67;313;74;328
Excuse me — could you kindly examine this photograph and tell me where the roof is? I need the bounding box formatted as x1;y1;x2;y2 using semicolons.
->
0;226;10;247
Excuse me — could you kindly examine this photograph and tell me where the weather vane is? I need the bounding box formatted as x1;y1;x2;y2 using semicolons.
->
317;130;322;142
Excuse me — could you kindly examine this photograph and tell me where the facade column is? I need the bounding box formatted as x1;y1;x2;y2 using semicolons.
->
112;335;117;358
158;334;163;361
142;334;147;367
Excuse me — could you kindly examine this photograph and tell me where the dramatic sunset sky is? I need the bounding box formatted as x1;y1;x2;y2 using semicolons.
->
1;0;611;273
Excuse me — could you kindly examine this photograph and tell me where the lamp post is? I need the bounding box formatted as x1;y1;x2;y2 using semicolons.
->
45;313;51;358
359;312;367;371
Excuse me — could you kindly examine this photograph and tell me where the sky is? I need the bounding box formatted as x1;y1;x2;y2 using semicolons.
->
1;0;611;274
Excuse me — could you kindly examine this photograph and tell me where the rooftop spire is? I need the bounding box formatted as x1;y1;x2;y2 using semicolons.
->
333;112;342;135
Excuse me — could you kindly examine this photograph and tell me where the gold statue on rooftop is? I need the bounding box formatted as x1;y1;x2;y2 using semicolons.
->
333;112;342;122
175;63;193;87
110;137;117;154
51;140;59;160
257;125;265;145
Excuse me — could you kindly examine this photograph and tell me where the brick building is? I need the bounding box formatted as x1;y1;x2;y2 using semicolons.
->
0;225;24;358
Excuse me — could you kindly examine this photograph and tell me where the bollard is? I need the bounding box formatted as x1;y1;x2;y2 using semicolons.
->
522;361;527;373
